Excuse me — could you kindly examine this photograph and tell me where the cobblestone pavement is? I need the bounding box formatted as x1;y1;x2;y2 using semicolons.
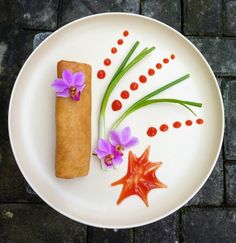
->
0;0;236;242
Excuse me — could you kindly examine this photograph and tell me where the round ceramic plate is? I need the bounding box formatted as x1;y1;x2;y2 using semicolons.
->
9;13;224;228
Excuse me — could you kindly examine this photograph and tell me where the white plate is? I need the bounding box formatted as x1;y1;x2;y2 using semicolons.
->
8;13;224;228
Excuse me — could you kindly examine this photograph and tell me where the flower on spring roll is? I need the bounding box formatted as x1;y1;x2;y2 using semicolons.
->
109;126;138;154
95;139;123;168
51;69;85;101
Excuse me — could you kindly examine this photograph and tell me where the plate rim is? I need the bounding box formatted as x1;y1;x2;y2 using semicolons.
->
8;12;225;229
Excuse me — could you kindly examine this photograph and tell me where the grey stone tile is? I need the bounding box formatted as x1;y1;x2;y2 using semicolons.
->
14;0;59;30
223;80;236;160
88;227;132;243
141;0;181;31
188;152;223;206
224;0;236;36
0;28;39;137
33;32;52;49
183;0;221;35
0;204;87;242
0;26;23;141
188;37;236;76
226;163;236;205
60;0;140;26
0;142;42;203
182;208;236;242
14;30;40;66
0;27;42;202
0;0;9;23
134;214;177;243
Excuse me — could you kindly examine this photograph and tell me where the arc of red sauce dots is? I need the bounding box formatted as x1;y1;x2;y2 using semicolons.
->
97;30;129;81
110;39;176;111
147;118;204;137
117;53;176;106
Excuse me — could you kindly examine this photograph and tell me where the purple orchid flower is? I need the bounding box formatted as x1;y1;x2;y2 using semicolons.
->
95;139;123;168
51;69;85;101
109;126;138;154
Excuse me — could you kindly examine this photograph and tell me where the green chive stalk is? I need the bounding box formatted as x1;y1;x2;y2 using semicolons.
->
111;74;203;129
99;41;156;138
112;98;202;129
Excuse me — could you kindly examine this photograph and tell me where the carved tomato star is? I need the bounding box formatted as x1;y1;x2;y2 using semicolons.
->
111;146;167;207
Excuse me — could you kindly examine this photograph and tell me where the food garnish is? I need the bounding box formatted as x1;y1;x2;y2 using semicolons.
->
111;146;166;206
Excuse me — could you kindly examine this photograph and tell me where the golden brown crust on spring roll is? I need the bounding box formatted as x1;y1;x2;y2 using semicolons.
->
55;60;92;179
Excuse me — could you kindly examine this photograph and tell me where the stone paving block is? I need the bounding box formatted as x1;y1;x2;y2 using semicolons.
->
60;0;140;26
223;80;236;160
188;152;223;206
15;30;40;66
88;227;132;243
33;32;52;49
226;163;236;205
134;214;177;243
14;0;59;30
0;141;42;203
0;28;39;140
141;0;181;31
0;26;25;141
0;27;42;202
0;0;9;23
183;0;221;35
224;0;236;36
182;208;236;242
0;204;87;243
0;24;18;73
188;37;236;76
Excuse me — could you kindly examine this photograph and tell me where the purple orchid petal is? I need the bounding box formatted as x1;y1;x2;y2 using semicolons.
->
62;70;73;85
76;84;85;93
56;88;70;98
51;78;69;92
109;130;122;146
95;148;108;159
74;72;85;87
125;136;139;148
112;155;123;167
72;91;81;101
121;126;131;144
97;139;112;154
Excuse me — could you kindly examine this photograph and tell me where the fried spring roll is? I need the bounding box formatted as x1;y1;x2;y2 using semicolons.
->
55;60;92;178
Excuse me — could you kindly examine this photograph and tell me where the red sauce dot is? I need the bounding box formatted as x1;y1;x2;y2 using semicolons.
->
97;70;106;79
123;30;129;37
139;75;147;83
160;124;169;132
130;82;139;90
171;54;175;59
163;58;169;64
147;127;157;137
196;118;204;125
104;58;111;66
148;68;155;76
112;100;122;111
156;63;162;69
111;47;117;54
120;90;130;99
185;120;193;126
117;39;123;45
173;121;182;128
